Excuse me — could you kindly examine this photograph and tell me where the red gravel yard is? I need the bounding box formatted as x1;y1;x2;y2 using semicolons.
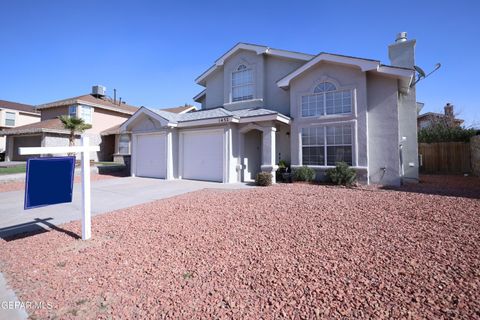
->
1;175;479;318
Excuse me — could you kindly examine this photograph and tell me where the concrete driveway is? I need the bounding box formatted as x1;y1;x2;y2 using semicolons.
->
0;177;253;240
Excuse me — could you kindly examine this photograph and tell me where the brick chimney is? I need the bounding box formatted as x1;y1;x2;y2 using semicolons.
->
388;32;416;68
444;103;454;117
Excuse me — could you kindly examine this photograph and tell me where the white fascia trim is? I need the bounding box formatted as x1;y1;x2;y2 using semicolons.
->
238;114;291;124
192;90;206;102
177;106;196;114
264;48;314;61
196;43;314;85
119;107;175;132
176;116;239;128
376;65;414;78
277;53;379;88
17;110;41;116
215;43;268;66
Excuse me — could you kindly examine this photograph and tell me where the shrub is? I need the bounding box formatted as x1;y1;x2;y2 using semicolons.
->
418;122;478;143
326;162;357;186
255;172;272;186
293;166;316;182
278;159;289;169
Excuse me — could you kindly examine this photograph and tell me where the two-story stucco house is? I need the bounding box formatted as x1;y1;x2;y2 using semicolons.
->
122;32;419;186
0;86;139;162
0;100;41;155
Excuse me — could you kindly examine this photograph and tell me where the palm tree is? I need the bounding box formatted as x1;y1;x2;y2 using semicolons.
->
58;115;92;146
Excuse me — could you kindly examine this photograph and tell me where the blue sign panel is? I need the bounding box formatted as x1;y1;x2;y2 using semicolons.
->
24;156;75;209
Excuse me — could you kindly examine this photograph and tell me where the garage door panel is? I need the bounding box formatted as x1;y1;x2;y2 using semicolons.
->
182;131;223;182
136;134;166;178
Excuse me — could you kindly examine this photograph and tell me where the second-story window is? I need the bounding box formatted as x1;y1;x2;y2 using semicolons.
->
68;105;77;118
80;105;92;124
232;64;254;102
301;81;352;117
5;112;15;126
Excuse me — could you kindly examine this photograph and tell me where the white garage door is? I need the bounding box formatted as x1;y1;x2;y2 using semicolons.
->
135;133;166;178
182;130;223;182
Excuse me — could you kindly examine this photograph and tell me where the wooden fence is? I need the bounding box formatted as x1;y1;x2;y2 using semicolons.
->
419;142;471;173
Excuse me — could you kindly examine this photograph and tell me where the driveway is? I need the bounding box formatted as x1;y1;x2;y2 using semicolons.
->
0;177;253;240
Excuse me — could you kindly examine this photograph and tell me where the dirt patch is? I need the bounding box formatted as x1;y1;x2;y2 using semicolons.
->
0;176;479;318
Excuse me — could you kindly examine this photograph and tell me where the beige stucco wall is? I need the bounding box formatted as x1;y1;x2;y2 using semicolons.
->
0;109;40;127
0;109;40;153
88;108;130;134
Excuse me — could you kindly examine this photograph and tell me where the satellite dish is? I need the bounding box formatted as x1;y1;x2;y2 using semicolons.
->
410;63;442;87
414;65;426;78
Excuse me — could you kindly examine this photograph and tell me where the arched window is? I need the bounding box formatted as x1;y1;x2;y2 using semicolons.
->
313;82;336;93
301;81;352;117
232;64;254;102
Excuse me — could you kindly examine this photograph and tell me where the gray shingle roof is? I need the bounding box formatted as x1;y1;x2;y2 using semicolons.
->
152;107;286;124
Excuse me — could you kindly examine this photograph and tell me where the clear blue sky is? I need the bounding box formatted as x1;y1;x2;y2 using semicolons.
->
1;0;479;126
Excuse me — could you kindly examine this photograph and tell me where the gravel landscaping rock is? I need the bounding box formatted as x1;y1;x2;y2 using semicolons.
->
0;175;479;319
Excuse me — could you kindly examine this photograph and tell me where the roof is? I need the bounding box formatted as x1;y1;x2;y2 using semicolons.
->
195;43;414;91
152;107;284;123
101;105;196;135
417;112;464;124
120;106;290;131
196;42;315;86
0;118;70;136
0;100;40;115
276;52;414;89
161;105;196;114
193;90;206;102
36;94;139;115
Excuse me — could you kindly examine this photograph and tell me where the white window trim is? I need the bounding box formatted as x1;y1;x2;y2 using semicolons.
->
5;111;16;126
299;120;357;167
230;64;255;103
68;105;77;118
79;105;93;124
301;86;355;119
118;134;131;155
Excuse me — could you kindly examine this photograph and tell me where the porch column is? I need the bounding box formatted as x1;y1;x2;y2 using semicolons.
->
261;126;278;183
5;136;14;161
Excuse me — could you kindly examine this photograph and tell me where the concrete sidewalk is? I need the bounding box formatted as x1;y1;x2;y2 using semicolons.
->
0;177;253;239
0;177;253;319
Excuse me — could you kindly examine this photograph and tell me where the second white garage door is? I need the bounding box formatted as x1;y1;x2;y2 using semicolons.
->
182;130;224;182
135;133;166;178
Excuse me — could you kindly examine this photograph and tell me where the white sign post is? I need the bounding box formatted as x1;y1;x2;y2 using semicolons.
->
19;136;100;240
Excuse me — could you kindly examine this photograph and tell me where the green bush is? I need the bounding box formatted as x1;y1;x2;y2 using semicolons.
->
255;172;272;186
278;159;289;169
293;166;316;182
326;162;357;186
418;123;478;143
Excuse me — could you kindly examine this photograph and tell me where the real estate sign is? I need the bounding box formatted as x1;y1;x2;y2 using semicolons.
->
24;156;75;209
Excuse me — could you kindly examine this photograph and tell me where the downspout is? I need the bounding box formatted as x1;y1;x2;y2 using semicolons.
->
399;143;405;184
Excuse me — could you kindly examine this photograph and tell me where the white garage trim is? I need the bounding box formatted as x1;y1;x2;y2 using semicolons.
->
179;128;228;182
131;131;168;179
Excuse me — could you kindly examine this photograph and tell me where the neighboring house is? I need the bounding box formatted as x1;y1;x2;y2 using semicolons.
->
0;86;138;161
417;103;464;129
0;100;41;155
121;32;419;186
